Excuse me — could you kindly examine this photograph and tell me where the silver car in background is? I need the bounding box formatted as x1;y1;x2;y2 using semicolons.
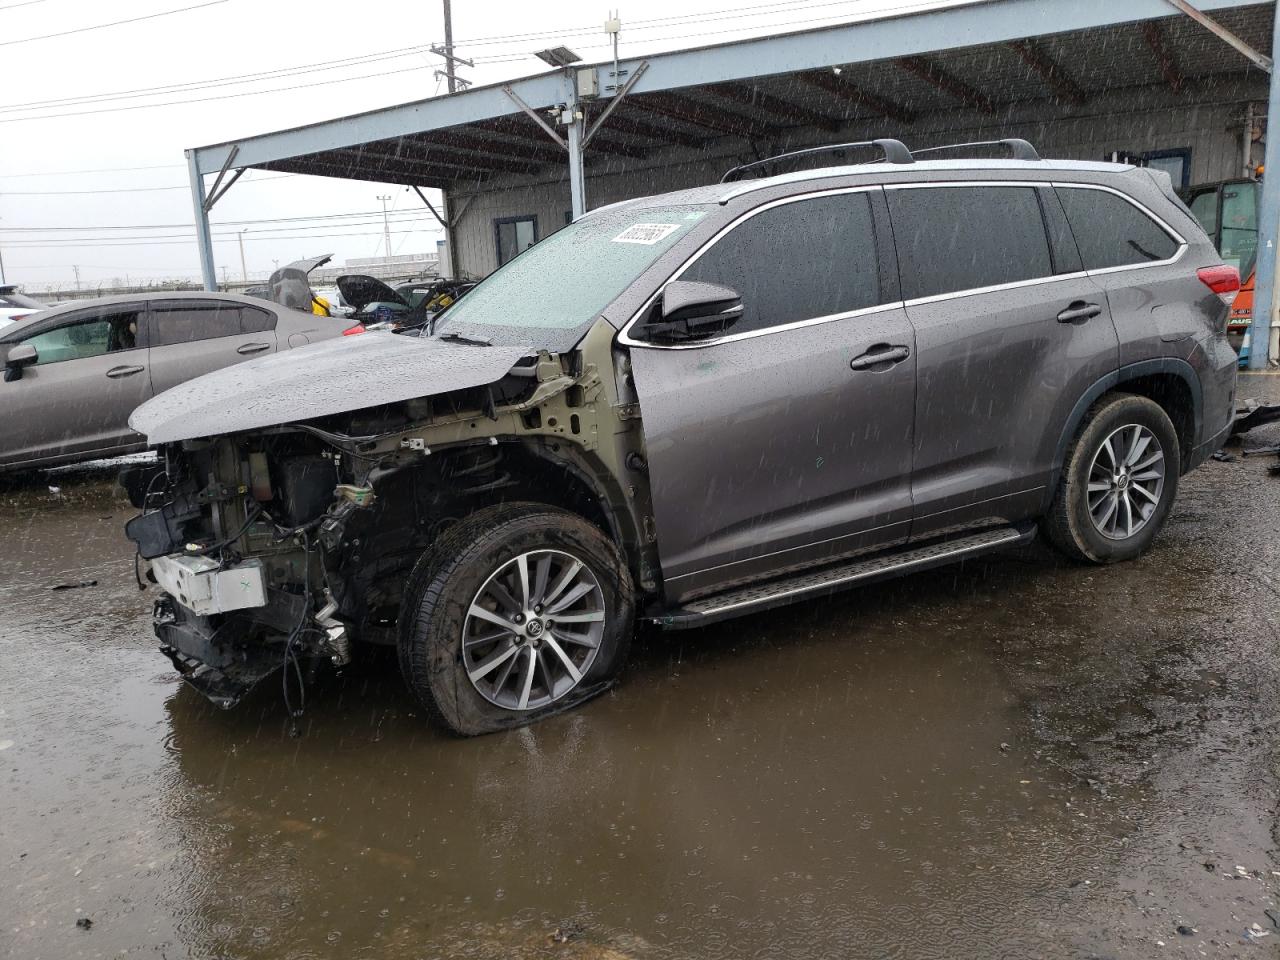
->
0;291;351;473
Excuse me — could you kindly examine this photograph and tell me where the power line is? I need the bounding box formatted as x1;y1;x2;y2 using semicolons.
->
3;226;441;249
4;214;441;244
0;0;49;10
0;162;185;178
0;61;434;124
0;172;296;195
0;0;228;48
0;208;442;232
0;0;966;122
0;42;436;114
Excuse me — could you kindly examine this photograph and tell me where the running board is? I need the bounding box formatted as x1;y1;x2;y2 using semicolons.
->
654;524;1036;629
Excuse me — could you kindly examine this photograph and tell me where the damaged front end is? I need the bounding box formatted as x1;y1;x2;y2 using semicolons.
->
124;322;651;712
125;436;351;708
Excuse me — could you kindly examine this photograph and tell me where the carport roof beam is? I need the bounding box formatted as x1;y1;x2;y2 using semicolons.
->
501;84;567;151
188;0;1271;177
1165;0;1274;71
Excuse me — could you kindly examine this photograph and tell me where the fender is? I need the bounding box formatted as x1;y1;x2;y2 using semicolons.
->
1047;358;1203;498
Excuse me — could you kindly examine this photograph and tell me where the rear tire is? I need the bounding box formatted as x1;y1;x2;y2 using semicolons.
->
1043;393;1179;564
397;503;634;735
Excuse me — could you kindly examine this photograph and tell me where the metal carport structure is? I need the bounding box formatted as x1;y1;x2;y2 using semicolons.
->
186;0;1280;366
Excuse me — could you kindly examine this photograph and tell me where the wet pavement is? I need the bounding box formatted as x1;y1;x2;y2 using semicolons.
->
3;376;1280;960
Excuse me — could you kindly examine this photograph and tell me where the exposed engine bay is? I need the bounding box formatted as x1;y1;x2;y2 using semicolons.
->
123;322;655;713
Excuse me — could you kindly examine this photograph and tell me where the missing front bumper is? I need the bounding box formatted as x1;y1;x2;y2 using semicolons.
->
154;597;284;709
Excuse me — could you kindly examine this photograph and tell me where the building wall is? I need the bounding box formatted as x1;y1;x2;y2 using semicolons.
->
447;75;1267;279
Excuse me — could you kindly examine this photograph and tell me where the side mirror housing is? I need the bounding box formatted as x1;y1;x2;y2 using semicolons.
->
4;343;37;382
639;280;744;344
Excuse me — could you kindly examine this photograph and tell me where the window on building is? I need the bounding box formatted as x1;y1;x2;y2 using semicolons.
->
887;186;1054;300
495;216;538;266
679;192;883;334
147;300;244;346
1056;187;1179;270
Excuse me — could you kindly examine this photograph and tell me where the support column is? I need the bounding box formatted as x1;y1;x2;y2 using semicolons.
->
186;150;217;292
567;110;587;220
1249;11;1280;368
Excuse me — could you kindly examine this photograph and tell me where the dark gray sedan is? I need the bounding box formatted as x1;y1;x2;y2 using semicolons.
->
0;291;351;473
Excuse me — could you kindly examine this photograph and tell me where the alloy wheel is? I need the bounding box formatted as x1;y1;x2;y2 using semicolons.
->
461;549;606;711
1086;424;1166;541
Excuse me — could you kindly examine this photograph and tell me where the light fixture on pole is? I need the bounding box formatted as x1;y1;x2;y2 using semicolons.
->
534;46;581;68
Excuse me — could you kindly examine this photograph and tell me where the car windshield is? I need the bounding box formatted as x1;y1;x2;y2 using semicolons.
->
437;205;710;332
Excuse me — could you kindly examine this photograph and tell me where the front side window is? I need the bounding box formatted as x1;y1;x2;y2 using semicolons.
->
678;191;882;335
1056;187;1180;270
148;300;244;346
495;216;537;266
22;308;140;365
888;185;1053;300
441;205;708;332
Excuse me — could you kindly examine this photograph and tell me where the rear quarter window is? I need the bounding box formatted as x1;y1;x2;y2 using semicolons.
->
1055;187;1180;270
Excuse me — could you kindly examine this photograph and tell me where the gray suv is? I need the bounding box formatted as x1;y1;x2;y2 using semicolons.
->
124;140;1239;735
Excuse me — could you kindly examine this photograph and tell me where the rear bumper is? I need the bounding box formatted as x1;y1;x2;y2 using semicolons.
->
1185;418;1232;473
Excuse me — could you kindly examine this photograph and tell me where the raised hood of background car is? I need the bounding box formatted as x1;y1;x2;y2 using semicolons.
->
129;332;531;444
337;274;410;312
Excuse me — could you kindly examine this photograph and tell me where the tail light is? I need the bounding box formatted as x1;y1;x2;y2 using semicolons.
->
1197;265;1241;306
342;324;365;336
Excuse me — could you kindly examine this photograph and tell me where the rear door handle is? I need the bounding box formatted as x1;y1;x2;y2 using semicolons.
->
106;364;145;379
1057;301;1102;323
850;344;911;371
237;342;271;355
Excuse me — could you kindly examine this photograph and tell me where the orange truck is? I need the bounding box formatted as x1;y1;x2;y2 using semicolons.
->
1183;177;1259;361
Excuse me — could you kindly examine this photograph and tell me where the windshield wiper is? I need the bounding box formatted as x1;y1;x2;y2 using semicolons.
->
437;331;492;346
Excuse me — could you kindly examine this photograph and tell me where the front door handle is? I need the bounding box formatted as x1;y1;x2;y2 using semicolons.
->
237;342;271;355
850;344;911;371
1057;301;1102;323
106;364;145;379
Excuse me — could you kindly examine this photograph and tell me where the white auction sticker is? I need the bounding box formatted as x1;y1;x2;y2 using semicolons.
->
612;223;681;245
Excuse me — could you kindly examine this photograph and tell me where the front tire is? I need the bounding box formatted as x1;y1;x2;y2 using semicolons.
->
1043;393;1179;564
398;503;635;735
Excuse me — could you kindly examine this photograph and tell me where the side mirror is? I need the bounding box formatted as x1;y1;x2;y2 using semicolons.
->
4;343;37;382
639;280;744;343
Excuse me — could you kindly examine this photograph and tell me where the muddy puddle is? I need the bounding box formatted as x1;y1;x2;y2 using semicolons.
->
3;378;1279;959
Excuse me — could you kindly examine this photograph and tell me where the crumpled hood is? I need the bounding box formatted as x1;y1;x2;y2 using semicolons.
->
130;332;531;444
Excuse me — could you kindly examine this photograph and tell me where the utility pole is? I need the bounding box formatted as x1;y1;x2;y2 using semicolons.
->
443;0;456;93
220;265;229;288
377;195;393;260
431;0;473;92
0;241;6;286
238;228;249;281
73;264;80;292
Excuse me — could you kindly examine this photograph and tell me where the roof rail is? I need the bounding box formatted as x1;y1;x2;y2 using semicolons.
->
720;139;914;184
909;138;1042;162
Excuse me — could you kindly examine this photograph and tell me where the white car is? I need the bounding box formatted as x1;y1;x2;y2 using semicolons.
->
0;285;46;329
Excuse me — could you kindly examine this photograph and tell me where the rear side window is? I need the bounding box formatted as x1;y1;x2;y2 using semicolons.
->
887;186;1053;300
1055;187;1180;270
239;305;276;333
679;191;882;334
148;300;244;346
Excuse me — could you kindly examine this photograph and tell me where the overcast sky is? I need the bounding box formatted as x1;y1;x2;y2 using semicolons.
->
0;0;965;290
